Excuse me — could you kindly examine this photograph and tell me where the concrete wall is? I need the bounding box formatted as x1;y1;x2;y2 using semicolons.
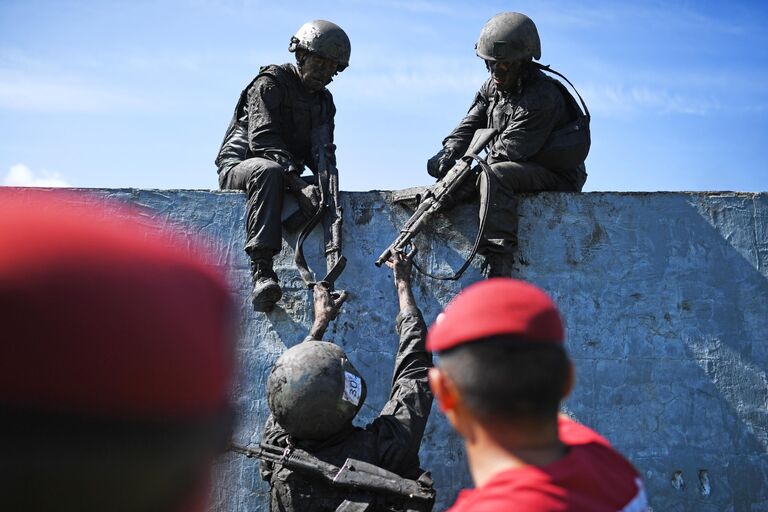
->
12;188;766;511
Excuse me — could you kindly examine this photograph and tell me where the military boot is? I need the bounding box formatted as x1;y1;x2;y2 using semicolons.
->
250;255;282;312
481;251;514;278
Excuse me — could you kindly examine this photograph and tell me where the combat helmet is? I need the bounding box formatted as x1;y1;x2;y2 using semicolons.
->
475;12;541;62
289;20;351;71
267;340;366;440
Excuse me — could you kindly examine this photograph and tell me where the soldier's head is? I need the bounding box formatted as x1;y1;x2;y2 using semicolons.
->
475;12;541;92
267;340;366;440
0;191;236;512
427;279;573;439
289;19;351;93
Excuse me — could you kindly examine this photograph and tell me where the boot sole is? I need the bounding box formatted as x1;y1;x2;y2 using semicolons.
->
252;283;282;312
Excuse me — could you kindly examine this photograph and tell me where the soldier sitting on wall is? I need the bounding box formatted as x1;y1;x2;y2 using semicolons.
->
215;20;350;311
427;278;649;511
259;251;435;511
427;12;591;277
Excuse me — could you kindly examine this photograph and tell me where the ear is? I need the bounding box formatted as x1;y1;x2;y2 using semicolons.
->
429;367;458;412
562;359;575;400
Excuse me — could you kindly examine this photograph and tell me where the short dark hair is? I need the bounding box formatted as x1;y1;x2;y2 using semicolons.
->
437;336;569;422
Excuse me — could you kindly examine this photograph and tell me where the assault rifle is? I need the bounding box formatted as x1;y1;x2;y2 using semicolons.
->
287;120;346;288
230;442;435;512
375;128;497;279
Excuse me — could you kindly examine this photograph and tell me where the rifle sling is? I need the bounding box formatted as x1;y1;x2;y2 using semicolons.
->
293;122;346;288
412;153;493;281
532;62;590;119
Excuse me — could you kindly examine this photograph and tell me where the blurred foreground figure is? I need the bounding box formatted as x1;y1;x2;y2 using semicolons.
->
427;279;648;511
0;191;235;512
255;252;435;511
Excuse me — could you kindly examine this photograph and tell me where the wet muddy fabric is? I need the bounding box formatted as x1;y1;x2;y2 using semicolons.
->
216;63;335;256
260;307;434;511
440;67;588;254
442;67;583;174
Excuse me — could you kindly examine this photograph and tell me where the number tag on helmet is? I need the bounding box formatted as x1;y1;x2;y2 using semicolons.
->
342;371;363;406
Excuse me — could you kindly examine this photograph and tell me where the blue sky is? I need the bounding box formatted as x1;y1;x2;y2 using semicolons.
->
1;0;766;192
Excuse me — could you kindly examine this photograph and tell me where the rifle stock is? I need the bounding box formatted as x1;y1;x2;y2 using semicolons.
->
375;128;497;267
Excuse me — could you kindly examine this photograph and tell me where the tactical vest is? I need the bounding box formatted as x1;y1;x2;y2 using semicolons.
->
215;63;334;173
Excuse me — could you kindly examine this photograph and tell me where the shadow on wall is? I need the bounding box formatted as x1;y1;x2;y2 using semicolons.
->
6;188;763;511
518;192;768;511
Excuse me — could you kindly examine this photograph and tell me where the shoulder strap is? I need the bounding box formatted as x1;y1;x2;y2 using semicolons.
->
533;62;590;119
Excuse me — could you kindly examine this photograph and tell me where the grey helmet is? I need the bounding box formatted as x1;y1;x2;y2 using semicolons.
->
289;20;351;71
267;341;366;440
475;12;541;62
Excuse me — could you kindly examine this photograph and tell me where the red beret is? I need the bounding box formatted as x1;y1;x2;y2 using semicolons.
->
426;278;564;352
0;190;235;420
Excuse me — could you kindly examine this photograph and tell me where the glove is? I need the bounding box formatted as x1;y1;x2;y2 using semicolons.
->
427;148;457;180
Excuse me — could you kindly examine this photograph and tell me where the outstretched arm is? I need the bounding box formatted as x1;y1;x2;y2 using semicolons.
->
387;250;417;313
373;251;434;474
308;281;348;340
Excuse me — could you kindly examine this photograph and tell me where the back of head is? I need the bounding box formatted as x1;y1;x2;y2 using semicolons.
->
428;278;568;424
267;340;366;440
0;190;236;512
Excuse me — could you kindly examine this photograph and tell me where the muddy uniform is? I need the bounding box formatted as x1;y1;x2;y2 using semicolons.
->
216;63;335;256
260;307;434;511
442;67;587;255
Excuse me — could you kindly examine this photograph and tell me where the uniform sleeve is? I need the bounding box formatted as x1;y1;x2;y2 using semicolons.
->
368;306;434;474
442;80;491;155
246;76;298;171
259;414;290;482
488;80;565;163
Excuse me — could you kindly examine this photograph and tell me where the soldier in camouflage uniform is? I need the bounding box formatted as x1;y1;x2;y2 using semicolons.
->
260;252;434;511
215;20;350;311
427;12;590;277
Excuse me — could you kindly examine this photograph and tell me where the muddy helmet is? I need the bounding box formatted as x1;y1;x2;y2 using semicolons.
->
267;340;366;440
289;20;351;71
475;12;541;62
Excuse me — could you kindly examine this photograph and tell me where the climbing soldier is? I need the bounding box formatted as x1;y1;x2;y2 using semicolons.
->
254;251;435;511
215;20;350;311
427;12;591;277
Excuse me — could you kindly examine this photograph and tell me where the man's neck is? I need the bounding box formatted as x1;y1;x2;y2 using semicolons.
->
465;417;566;488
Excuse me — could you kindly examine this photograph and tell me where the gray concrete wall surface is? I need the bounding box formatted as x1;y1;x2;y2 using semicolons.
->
8;188;766;511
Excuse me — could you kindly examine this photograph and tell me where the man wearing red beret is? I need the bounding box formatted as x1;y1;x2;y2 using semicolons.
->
0;191;236;512
427;278;649;511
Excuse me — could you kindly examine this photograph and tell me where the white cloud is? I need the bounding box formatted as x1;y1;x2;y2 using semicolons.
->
2;164;71;187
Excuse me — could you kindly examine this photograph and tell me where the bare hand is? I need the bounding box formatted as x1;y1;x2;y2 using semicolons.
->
312;281;348;324
385;249;416;285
